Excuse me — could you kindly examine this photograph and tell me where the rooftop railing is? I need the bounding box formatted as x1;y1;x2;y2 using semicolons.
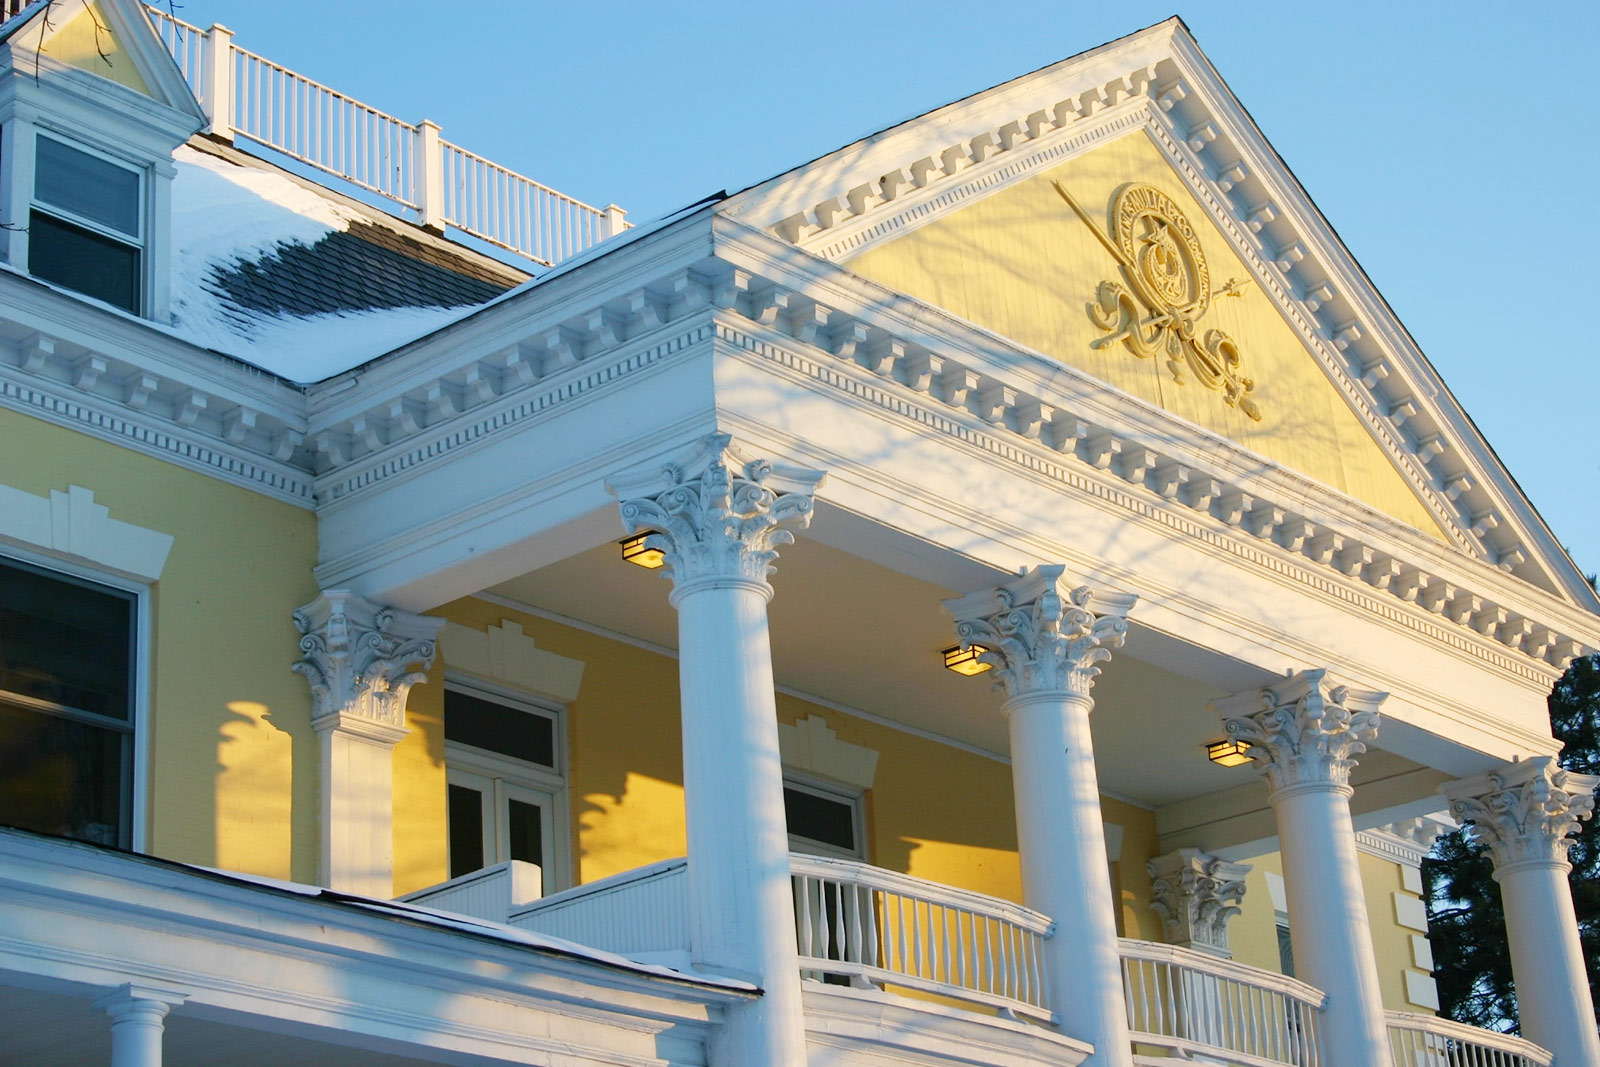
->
142;6;624;268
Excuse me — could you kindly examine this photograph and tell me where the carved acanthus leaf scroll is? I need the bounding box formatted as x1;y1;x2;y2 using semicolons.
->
1056;181;1262;422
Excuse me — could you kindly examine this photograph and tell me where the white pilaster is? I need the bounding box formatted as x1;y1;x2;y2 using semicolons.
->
1443;757;1599;1067
93;984;187;1067
1147;848;1251;959
1211;670;1393;1067
293;590;442;898
945;566;1137;1067
609;432;824;1067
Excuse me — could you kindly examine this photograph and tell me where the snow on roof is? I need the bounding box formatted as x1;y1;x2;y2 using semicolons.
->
168;145;514;383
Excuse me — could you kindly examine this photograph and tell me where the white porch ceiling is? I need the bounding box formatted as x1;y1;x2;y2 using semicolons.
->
488;534;1306;810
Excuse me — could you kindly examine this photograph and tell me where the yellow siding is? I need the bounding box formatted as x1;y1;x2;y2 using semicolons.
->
1105;796;1164;942
1229;850;1433;1012
844;130;1448;541
399;600;1152;923
0;411;319;881
43;2;152;96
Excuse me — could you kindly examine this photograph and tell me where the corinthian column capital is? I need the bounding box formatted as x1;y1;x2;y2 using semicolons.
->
606;433;826;598
1147;848;1252;958
292;590;443;741
1209;669;1384;798
943;565;1136;701
1443;756;1599;875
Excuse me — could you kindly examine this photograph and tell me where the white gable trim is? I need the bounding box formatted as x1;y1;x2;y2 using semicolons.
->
720;20;1590;607
5;0;205;121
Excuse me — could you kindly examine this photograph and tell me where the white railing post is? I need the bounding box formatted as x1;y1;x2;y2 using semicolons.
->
200;24;233;139
602;203;628;238
415;120;445;230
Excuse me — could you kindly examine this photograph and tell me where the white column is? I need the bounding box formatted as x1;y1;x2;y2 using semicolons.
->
609;432;824;1067
294;590;442;898
93;985;187;1067
1147;848;1251;959
945;566;1137;1067
1443;757;1599;1066
1211;669;1393;1067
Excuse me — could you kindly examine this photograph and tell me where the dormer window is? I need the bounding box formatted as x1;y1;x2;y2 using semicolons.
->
29;134;144;313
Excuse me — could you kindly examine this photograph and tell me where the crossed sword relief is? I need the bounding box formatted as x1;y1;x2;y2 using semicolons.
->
1053;180;1263;422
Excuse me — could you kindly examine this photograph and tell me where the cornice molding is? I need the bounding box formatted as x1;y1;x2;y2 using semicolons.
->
1354;817;1452;869
0;274;313;506
704;275;1591;678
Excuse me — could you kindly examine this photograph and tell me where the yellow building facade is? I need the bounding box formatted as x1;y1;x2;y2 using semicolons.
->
0;3;1593;1066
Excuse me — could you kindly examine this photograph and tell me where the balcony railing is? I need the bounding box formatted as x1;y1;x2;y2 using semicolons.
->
1120;939;1325;1067
141;6;624;267
1387;1011;1551;1067
790;853;1054;1023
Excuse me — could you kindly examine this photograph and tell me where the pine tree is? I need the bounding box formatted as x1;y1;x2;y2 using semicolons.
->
1421;653;1600;1033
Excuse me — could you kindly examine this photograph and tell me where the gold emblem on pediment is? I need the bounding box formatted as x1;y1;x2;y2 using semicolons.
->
1054;181;1262;421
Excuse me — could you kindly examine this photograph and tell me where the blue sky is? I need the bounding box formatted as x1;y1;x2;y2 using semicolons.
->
173;1;1600;577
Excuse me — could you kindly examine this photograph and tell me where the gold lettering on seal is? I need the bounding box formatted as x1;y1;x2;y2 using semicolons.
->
1054;180;1262;421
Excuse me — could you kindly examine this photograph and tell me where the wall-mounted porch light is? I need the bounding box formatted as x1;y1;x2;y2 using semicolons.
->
941;644;992;676
619;533;666;569
1206;738;1253;767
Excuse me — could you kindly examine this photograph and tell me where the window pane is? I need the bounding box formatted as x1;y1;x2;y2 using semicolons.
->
0;559;133;720
444;690;555;767
29;211;140;314
506;798;544;867
447;784;484;878
35;137;140;235
0;699;126;846
1276;923;1296;978
784;786;856;852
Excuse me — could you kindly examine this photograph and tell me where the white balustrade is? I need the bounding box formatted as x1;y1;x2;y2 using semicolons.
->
143;6;619;267
440;141;610;265
144;6;204;85
789;853;1054;1023
1386;1011;1551;1067
399;860;544;924
511;858;690;957
1119;939;1324;1067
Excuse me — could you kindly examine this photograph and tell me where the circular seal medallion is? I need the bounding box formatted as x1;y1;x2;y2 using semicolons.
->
1111;184;1211;317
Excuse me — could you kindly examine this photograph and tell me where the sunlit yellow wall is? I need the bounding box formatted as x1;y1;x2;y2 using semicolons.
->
844;130;1447;542
1230;853;1287;976
1361;849;1426;1012
395;598;690;896
1229;849;1432;1012
775;694;1022;902
400;601;1158;921
42;1;152;96
1105;796;1164;941
0;411;319;880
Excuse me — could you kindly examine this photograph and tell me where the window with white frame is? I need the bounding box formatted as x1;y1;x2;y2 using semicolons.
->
783;775;866;860
443;681;569;891
0;555;138;847
29;133;144;313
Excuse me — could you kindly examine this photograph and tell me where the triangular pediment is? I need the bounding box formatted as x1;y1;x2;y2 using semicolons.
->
842;129;1452;543
2;0;203;118
720;19;1595;605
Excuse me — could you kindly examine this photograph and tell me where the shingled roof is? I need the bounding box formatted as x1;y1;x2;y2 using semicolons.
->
166;141;527;383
